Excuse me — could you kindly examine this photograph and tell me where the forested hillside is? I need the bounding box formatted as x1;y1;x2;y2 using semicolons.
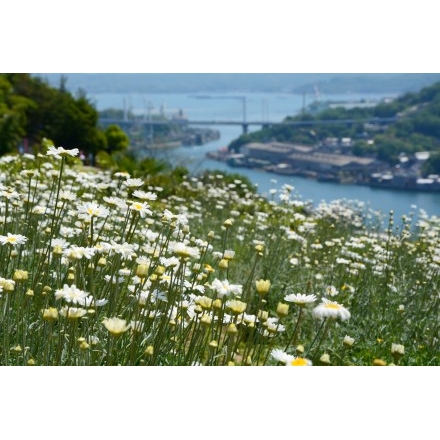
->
0;74;128;158
228;81;440;168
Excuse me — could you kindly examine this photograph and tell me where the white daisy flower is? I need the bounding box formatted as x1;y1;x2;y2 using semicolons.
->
46;146;79;159
284;293;317;306
132;190;157;201
271;348;295;364
102;317;130;335
129;201;152;218
63;246;95;260
265;317;285;333
110;241;137;260
59;306;87;320
324;285;338;297
0;233;28;247
77;202;110;219
55;284;89;304
211;278;243;298
312;298;351;321
169;241;201;259
123;178;144;188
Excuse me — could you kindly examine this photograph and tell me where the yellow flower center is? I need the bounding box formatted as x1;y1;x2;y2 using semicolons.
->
133;203;143;210
324;303;340;309
7;237;17;243
290;357;308;366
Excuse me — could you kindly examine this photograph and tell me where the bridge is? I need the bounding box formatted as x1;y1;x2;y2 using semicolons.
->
99;116;399;134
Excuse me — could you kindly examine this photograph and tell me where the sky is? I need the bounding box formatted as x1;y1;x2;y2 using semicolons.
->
2;1;438;438
3;1;439;73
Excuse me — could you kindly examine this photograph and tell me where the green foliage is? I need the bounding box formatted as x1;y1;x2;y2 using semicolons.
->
228;133;255;152
96;149;169;175
95;149;190;197
374;135;410;164
0;73;106;157
0;76;35;155
227;80;440;166
352;140;377;157
104;124;130;154
421;151;440;175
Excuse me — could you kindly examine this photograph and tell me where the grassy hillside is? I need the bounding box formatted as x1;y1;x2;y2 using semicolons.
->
0;146;437;366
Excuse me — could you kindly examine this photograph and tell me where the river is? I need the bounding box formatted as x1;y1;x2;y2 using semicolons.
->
90;91;440;221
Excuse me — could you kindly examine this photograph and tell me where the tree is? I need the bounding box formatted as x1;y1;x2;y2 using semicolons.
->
0;75;35;155
421;151;440;176
3;74;106;157
374;135;409;164
104;124;130;154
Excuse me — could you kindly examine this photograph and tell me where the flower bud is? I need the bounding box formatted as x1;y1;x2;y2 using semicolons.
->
136;263;149;278
343;335;355;347
276;302;289;318
218;258;229;269
257;310;268;322
79;341;90;350
0;278;15;292
319;353;331;365
209;340;218;349
212;299;223;310
223;219;234;228
226;323;238;335
255;279;271;296
42;307;58;321
255;244;264;253
391;343;405;355
53;245;64;256
200;314;212;326
42;285;52;295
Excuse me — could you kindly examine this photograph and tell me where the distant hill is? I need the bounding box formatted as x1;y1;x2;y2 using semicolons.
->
32;73;440;95
228;79;440;167
292;73;440;95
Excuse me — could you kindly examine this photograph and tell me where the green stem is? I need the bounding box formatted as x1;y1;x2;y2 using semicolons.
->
284;307;304;351
306;317;328;357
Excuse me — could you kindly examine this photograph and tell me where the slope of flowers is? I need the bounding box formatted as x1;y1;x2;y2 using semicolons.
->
0;146;438;366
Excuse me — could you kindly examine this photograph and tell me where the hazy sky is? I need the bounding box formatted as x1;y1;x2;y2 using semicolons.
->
3;2;437;73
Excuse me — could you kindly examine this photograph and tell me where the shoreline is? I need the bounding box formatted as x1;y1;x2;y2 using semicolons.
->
206;149;440;194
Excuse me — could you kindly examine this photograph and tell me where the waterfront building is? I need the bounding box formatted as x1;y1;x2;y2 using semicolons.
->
240;142;314;163
285;152;380;175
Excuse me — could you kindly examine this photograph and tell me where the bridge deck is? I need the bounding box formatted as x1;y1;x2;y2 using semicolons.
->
99;117;398;127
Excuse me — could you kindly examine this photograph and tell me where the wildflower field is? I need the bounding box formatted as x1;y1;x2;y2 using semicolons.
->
0;145;438;366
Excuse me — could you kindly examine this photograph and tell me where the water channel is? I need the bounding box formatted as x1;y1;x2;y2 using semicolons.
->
90;91;440;221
